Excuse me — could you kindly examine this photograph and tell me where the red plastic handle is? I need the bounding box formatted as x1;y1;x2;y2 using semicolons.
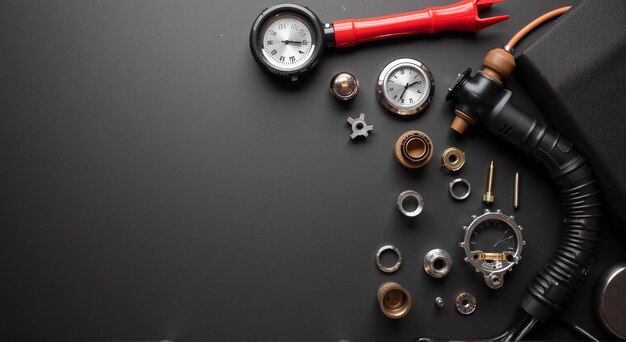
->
332;0;508;48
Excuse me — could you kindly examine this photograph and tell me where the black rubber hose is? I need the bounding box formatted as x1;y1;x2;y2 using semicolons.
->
447;71;603;325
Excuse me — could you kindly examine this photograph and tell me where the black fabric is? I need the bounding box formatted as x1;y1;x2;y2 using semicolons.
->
516;0;626;241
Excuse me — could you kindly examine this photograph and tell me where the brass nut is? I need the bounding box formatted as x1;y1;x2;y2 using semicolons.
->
377;282;412;319
441;147;466;171
394;130;434;169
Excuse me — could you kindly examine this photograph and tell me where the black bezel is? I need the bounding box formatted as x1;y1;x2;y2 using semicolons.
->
249;4;326;81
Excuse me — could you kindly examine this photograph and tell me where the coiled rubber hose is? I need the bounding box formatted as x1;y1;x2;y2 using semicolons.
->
445;70;603;340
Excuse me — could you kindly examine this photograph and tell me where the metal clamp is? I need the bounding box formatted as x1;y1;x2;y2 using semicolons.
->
449;178;471;201
397;190;424;217
376;245;402;273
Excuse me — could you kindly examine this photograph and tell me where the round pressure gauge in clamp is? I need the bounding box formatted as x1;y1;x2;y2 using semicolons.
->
249;4;327;82
459;209;525;289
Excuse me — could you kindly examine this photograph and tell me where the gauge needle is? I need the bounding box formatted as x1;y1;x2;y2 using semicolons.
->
281;40;302;45
493;235;514;248
400;81;420;100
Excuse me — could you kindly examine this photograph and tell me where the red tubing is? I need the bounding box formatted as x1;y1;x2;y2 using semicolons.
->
332;0;509;48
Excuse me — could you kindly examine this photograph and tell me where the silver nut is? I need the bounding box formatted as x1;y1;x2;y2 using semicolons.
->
396;190;424;217
423;249;452;278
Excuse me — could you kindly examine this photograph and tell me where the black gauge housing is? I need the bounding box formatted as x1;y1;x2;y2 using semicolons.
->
249;4;327;81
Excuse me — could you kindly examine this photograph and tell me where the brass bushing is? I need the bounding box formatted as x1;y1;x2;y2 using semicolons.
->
394;130;434;169
377;281;412;319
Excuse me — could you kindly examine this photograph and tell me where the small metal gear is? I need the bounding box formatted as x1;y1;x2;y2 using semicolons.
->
347;113;374;139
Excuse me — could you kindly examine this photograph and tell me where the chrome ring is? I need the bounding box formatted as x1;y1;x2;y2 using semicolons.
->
376;245;403;273
449;178;471;201
397;190;424;217
455;292;478;315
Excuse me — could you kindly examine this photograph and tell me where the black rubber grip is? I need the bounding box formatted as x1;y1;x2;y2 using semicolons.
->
447;72;603;323
521;126;602;321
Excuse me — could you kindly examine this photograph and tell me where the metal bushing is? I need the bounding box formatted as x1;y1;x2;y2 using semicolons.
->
394;130;434;169
423;249;453;278
396;190;424;217
330;72;359;101
441;147;465;171
377;281;412;319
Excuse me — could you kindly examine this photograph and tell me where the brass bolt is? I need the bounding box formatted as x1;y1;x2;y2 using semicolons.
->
482;161;495;204
514;172;520;209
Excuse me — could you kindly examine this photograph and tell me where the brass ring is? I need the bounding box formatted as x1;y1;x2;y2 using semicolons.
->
394;130;434;169
441;147;466;171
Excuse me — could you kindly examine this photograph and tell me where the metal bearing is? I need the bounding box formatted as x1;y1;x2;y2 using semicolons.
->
423;249;453;278
441;147;465;171
397;190;424;217
376;245;402;273
455;292;477;315
394;130;434;169
449;178;471;201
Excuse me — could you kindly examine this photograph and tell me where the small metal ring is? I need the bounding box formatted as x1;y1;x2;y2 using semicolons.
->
455;292;477;315
441;147;466;171
423;249;453;278
397;190;424;217
449;178;471;201
376;245;403;273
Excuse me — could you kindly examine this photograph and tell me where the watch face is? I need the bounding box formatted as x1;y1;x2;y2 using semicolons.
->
250;4;325;80
259;13;317;72
377;58;434;115
469;219;518;255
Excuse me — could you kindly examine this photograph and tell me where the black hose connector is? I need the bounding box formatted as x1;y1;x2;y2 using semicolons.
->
446;69;603;323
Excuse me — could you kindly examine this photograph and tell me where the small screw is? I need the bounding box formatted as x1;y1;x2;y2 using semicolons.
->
435;297;444;308
482;161;495;204
514;172;520;209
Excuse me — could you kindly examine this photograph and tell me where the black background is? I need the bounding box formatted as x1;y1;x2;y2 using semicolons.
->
1;0;625;340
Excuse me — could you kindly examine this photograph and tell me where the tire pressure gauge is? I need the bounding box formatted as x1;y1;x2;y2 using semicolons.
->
250;1;509;81
376;58;435;116
459;209;525;289
250;4;327;81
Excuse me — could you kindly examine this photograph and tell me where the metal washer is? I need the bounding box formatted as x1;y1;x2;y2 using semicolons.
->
455;292;477;315
375;245;403;273
449;178;471;201
397;190;424;217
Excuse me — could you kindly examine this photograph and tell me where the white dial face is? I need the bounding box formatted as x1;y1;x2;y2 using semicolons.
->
261;14;316;72
377;58;434;115
384;66;430;109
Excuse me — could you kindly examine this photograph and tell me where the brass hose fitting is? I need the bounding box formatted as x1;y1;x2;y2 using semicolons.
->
450;47;515;134
394;130;434;169
377;281;412;319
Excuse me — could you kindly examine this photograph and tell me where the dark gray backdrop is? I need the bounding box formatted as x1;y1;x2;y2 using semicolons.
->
1;0;625;340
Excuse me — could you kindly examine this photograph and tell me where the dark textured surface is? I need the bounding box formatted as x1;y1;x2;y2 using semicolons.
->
517;0;626;244
1;0;624;340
